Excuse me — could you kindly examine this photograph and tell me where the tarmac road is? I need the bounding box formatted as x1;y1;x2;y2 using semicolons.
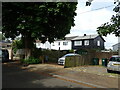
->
2;62;90;89
2;61;119;90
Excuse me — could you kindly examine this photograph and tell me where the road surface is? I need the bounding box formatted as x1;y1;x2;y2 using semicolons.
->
2;62;90;88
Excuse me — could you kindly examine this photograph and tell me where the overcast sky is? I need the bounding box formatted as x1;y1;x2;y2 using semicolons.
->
66;0;118;49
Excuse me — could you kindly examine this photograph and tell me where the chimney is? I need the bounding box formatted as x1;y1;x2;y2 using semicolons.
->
84;34;86;36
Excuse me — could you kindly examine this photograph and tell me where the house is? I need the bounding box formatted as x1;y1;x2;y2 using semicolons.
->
35;36;77;50
71;34;105;50
112;43;120;51
0;41;12;59
50;36;78;50
35;40;51;50
0;41;12;49
35;34;105;50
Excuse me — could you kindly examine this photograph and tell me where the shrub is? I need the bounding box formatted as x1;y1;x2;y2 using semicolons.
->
20;57;41;64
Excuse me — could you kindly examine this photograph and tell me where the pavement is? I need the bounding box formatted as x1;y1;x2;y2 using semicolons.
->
2;60;120;89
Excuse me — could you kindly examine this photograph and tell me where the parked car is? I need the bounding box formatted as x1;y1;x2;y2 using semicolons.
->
0;49;9;63
107;55;120;73
58;53;79;65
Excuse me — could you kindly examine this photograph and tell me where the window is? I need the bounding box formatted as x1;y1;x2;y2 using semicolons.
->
84;40;89;45
97;40;100;46
58;42;60;46
74;41;82;46
38;43;41;46
52;43;55;46
63;42;68;46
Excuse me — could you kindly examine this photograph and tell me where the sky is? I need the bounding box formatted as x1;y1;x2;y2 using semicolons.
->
66;0;118;49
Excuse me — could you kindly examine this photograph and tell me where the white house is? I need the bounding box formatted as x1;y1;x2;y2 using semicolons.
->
35;36;77;50
35;40;51;50
51;40;72;50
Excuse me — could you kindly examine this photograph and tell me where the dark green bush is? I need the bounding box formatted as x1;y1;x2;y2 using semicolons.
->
42;50;66;63
32;48;42;58
21;57;41;64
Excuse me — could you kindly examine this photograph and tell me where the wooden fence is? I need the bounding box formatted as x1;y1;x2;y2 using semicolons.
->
64;52;118;68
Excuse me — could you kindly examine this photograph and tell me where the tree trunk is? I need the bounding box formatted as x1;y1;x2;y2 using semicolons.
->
25;48;31;59
23;34;33;60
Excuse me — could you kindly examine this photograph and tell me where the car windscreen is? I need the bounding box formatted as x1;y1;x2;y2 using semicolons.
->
109;57;120;62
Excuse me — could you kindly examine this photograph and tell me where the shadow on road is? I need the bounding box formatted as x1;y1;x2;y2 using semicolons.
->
2;61;84;88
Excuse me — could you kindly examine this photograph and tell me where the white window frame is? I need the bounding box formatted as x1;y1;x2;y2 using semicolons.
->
84;40;89;46
63;42;68;46
74;41;82;46
97;40;100;46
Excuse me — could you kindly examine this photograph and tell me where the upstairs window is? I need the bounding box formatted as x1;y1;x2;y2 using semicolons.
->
97;40;100;46
52;43;55;46
38;43;41;46
74;41;82;46
63;42;68;46
58;42;60;46
84;40;89;46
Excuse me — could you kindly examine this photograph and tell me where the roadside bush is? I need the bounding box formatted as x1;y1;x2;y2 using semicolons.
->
42;50;66;63
32;48;42;58
20;57;41;64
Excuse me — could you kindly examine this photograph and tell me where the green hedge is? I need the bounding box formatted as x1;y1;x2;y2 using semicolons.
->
21;57;41;64
42;50;66;63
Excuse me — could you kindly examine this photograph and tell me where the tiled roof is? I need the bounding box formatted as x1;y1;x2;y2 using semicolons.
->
72;34;98;40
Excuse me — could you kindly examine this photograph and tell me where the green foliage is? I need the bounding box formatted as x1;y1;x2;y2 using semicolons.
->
86;0;120;36
32;48;42;58
21;57;41;64
69;49;74;53
2;2;77;42
2;2;77;58
42;50;66;63
97;2;120;37
12;40;24;54
0;33;5;41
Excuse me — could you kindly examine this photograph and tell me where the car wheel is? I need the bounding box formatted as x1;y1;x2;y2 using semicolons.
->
107;69;112;73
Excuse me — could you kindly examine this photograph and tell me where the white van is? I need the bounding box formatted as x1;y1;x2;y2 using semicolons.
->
107;55;120;73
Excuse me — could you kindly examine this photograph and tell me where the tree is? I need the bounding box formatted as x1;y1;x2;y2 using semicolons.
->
2;2;77;59
97;2;120;37
86;0;120;37
12;40;25;54
0;33;5;41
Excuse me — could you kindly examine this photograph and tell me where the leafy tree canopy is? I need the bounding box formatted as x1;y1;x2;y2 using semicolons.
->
86;0;120;37
2;2;77;45
97;2;120;37
0;33;5;41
